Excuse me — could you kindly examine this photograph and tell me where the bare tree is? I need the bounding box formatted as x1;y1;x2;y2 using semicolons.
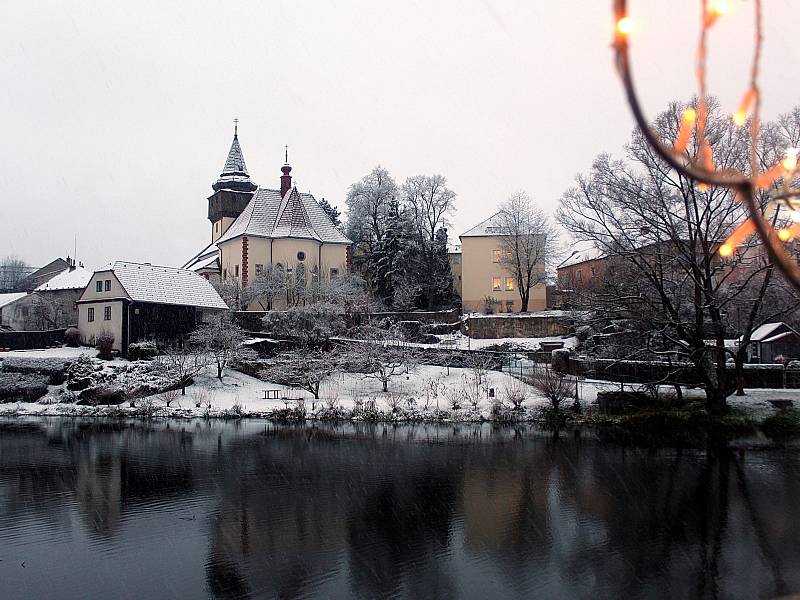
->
262;302;345;347
242;265;286;310
401;174;456;250
213;277;245;310
557;99;800;414
0;256;30;292
156;343;210;395
259;348;337;400
495;192;559;312
352;338;418;393
528;365;574;412
189;312;253;381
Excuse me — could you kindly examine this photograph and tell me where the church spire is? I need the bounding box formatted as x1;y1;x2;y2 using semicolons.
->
212;120;258;192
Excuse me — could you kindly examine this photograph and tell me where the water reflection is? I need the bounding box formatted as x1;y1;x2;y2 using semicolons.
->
0;418;798;599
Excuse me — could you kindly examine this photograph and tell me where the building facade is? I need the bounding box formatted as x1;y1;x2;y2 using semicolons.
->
459;213;547;314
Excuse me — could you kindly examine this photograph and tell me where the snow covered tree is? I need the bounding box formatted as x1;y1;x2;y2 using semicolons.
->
261;302;345;347
242;265;286;310
346;166;398;290
189;312;253;381
156;343;210;395
373;198;404;303
0;255;30;292
496;192;559;312
259;348;337;400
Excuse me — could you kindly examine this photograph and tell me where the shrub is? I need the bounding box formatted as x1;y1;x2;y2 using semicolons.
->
0;372;49;402
96;331;115;360
1;356;75;385
78;385;126;406
64;327;81;347
128;341;158;361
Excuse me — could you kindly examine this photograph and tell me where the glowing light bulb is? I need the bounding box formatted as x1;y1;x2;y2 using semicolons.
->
719;244;733;257
782;148;799;172
733;112;746;127
616;16;634;35
778;229;792;242
709;0;730;16
733;89;756;127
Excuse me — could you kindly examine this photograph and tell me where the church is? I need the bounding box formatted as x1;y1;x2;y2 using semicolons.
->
183;126;352;308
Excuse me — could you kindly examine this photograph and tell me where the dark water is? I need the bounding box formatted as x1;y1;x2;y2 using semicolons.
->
1;419;799;600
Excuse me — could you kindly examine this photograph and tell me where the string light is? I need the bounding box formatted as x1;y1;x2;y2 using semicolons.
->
612;0;800;291
616;16;634;35
783;148;799;172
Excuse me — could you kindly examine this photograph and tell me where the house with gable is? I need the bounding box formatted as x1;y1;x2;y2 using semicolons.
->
76;261;228;355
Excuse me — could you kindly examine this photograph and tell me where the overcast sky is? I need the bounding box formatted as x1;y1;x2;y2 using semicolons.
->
1;0;797;270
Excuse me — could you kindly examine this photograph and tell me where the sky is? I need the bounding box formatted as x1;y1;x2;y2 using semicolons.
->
1;0;797;270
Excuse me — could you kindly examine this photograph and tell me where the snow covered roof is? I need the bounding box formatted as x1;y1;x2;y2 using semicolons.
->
35;266;93;291
460;212;507;238
93;261;228;309
761;330;799;344
558;243;606;269
0;292;26;309
747;322;786;342
182;241;220;272
216;186;351;245
212;130;257;193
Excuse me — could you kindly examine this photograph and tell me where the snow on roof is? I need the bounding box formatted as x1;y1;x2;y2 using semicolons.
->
558;243;606;269
35;266;93;291
460;212;506;238
761;330;799;344
216;186;351;245
0;292;26;309
94;261;228;309
747;322;786;342
182;241;220;272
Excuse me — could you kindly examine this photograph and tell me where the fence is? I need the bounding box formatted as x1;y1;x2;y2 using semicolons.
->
0;327;69;350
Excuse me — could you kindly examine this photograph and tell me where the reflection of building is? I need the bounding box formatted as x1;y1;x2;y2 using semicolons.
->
459;213;547;313
183;127;351;309
76;261;228;353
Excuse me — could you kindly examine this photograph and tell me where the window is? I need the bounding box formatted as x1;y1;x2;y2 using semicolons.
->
590;267;597;278
96;281;102;292
104;280;111;292
215;222;219;232
505;300;515;311
104;306;111;321
505;277;514;291
87;307;94;322
492;277;502;291
492;249;501;263
235;265;239;278
576;270;582;283
255;264;264;276
330;268;339;278
297;251;306;261
223;268;227;279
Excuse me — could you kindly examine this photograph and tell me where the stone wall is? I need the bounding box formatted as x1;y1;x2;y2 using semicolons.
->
465;312;572;339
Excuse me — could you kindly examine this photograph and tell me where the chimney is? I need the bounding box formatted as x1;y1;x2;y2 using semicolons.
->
280;163;292;197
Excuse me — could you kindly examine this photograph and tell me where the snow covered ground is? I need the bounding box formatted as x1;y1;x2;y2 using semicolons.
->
433;332;578;351
0;347;96;359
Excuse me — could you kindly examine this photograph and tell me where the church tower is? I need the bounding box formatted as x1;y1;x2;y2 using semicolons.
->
208;122;258;243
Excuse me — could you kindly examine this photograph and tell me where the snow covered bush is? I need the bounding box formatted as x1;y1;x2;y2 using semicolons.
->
0;372;49;402
1;356;74;385
64;327;81;347
128;341;158;361
96;330;115;360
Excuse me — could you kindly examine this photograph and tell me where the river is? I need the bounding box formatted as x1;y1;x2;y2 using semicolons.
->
0;418;798;599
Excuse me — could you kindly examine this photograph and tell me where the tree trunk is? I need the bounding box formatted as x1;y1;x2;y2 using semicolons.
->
217;364;223;380
734;354;745;396
705;387;727;415
382;380;388;392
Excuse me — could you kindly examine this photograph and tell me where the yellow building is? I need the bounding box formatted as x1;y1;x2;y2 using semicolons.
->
183;127;351;308
459;212;546;313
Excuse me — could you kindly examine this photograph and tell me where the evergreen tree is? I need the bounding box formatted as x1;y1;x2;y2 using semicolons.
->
374;199;403;303
427;227;456;308
318;197;341;226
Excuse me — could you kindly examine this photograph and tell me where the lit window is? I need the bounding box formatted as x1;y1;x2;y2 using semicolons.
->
492;277;501;291
104;306;111;321
255;264;264;276
96;281;102;292
505;277;514;291
104;280;111;292
87;307;94;322
492;250;501;263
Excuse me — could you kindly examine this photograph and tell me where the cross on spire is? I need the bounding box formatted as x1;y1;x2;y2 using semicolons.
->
284;144;289;163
